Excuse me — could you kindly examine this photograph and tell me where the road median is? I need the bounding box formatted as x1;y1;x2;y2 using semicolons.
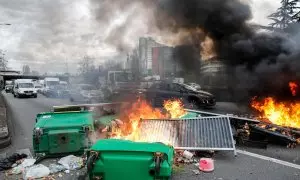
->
0;92;11;148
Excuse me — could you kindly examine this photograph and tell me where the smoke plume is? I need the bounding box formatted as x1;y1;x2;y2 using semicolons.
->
156;0;300;100
90;0;300;100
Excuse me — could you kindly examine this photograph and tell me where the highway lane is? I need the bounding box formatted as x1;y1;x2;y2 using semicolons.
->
1;92;72;152
0;93;299;179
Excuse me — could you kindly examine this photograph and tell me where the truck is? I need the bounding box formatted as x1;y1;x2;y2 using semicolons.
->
107;71;136;90
42;77;60;94
105;71;140;101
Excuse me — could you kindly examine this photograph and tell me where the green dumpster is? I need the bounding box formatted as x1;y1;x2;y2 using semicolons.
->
33;111;94;157
87;139;174;180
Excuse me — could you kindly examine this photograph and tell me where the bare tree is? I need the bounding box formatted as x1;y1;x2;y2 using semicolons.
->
77;56;100;85
78;56;94;75
292;0;300;21
268;0;300;30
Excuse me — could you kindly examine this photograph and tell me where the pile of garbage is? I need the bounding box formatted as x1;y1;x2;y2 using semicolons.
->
1;154;84;179
174;150;215;175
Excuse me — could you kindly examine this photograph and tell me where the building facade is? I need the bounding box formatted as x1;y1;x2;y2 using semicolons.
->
138;37;164;75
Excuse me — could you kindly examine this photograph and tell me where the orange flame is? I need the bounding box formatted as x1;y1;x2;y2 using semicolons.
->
111;98;186;141
289;82;298;96
163;99;186;118
251;97;300;128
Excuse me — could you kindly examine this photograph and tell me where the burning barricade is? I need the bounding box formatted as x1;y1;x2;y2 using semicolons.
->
232;81;300;148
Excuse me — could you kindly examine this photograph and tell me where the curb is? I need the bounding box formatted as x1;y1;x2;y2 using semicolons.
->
0;92;11;149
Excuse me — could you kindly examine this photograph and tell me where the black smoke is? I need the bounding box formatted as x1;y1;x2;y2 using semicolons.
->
155;0;300;101
89;0;300;100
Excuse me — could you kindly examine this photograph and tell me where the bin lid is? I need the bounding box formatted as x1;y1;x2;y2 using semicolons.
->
35;111;93;128
91;139;173;154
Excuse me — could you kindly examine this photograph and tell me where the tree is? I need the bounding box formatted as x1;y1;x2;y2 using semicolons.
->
77;56;100;85
78;56;94;75
268;0;300;30
292;0;300;21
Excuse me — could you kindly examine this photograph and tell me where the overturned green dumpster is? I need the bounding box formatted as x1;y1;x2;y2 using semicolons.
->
87;139;174;180
33;110;94;157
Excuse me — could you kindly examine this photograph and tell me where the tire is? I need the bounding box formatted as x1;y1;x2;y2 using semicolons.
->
187;97;200;109
13;93;16;98
34;94;37;98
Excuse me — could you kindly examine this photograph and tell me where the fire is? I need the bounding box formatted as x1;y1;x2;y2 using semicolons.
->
163;99;186;118
251;82;300;129
289;82;298;96
251;97;300;129
111;98;186;141
200;35;217;61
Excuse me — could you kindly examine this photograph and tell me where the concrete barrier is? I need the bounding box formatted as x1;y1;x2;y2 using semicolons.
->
0;92;11;148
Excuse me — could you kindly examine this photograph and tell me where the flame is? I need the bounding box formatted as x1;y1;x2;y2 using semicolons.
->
251;82;300;129
111;98;186;141
289;82;298;96
163;99;186;118
200;35;217;61
251;97;300;129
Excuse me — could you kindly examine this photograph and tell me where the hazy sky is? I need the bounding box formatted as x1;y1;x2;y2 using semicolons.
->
0;0;280;74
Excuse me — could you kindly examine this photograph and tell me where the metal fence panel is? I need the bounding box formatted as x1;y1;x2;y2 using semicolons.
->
139;116;236;155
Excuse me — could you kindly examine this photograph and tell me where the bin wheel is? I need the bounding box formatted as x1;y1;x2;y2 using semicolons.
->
155;156;161;175
87;153;98;172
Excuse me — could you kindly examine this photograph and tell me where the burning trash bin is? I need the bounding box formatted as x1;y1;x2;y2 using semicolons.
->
86;139;174;180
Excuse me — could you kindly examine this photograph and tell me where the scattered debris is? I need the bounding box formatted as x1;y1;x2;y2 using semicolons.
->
8;158;36;175
58;155;83;170
23;164;50;180
21;159;36;168
15;149;33;159
183;150;194;159
192;169;200;175
49;163;67;174
199;158;214;172
0;153;27;171
65;169;70;174
58;173;63;177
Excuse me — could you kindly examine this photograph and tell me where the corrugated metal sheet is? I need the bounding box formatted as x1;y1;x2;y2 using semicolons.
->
139;116;236;155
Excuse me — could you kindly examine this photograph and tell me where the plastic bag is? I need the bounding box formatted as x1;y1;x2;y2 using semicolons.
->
58;155;83;170
21;159;36;168
23;164;50;180
49;163;66;174
9;158;36;175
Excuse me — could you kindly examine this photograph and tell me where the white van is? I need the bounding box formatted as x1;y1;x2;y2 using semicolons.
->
42;77;60;94
13;79;37;98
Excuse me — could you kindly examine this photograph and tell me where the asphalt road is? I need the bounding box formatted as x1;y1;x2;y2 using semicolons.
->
2;92;72;152
0;93;300;180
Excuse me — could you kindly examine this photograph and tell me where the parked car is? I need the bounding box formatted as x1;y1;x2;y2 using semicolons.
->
45;84;70;98
5;85;13;93
138;81;216;108
13;79;37;98
69;84;104;103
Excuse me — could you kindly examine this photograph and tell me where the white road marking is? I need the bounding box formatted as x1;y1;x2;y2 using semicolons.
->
237;149;300;170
